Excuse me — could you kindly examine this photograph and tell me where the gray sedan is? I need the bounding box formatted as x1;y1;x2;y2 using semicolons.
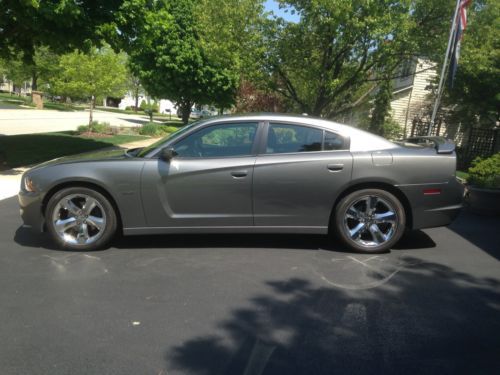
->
18;114;464;252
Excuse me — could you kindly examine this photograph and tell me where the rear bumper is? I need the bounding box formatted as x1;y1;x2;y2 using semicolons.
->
18;190;45;232
412;203;463;229
399;178;465;230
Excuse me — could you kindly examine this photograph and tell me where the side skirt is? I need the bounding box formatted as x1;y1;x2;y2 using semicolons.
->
123;226;328;236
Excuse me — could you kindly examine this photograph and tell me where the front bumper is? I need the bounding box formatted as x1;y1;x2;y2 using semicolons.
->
18;190;45;232
399;178;465;230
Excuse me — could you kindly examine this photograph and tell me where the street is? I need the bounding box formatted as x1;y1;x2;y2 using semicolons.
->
0;108;153;136
0;195;499;374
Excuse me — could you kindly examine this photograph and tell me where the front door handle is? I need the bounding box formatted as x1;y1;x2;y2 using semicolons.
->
231;170;248;178
327;163;344;172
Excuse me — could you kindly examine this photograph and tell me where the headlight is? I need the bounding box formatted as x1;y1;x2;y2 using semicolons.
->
23;175;36;192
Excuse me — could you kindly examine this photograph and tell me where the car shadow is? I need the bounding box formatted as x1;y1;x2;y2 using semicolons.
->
13;223;437;253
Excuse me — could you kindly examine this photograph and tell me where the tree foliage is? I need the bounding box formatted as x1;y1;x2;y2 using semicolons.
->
264;0;457;117
369;79;393;136
50;46;128;127
119;0;264;123
0;0;124;62
444;0;500;126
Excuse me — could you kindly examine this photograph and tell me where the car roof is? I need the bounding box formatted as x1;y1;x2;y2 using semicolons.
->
199;113;398;152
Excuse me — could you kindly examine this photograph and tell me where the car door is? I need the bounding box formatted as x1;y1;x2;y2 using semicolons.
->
253;122;353;230
141;121;261;228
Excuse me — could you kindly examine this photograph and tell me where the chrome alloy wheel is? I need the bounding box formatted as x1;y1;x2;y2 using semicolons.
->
343;195;398;248
51;194;107;245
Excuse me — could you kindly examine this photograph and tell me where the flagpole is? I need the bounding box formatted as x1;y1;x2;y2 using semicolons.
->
428;0;461;136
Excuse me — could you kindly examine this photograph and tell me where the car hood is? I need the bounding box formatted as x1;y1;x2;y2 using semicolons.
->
28;148;130;171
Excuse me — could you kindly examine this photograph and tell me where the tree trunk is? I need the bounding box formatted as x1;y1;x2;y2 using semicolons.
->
31;73;38;91
134;87;139;112
179;100;192;125
88;95;95;132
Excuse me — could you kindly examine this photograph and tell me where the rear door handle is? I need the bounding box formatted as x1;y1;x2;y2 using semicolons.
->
327;163;344;172
231;170;248;178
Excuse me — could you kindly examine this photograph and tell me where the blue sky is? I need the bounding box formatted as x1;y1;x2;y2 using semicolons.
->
264;0;300;22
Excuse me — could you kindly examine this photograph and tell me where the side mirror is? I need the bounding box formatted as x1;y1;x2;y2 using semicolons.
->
159;147;178;162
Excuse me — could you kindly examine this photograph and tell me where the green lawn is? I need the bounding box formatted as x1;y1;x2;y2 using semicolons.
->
0;132;149;168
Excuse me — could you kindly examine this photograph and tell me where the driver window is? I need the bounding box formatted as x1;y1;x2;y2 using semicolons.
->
173;122;258;158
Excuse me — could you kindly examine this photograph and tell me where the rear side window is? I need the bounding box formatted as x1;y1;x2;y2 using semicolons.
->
324;131;345;150
266;123;346;154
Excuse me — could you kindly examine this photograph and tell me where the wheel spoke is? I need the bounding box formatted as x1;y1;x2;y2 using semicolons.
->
83;197;98;215
368;224;387;244
54;217;78;233
76;223;90;244
346;206;362;220
349;222;366;240
367;196;378;214
87;215;105;231
374;211;396;223
61;198;80;216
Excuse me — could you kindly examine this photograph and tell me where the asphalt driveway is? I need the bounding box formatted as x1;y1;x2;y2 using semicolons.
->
0;195;499;374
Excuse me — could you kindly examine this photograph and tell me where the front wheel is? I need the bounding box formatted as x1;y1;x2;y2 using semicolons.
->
46;187;117;251
334;189;406;253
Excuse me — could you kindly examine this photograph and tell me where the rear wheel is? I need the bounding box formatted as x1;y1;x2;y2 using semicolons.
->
334;189;406;253
46;187;117;251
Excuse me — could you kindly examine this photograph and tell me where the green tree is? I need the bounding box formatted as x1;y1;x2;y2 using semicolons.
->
121;0;261;123
369;80;393;136
196;0;267;111
264;0;457;117
127;73;144;112
0;0;124;63
0;46;62;95
444;0;500;126
51;46;128;128
0;54;33;94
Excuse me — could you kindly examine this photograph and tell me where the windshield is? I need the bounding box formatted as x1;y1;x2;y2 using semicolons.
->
137;121;200;157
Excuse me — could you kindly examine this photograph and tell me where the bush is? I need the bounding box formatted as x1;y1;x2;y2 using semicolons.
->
77;121;112;134
467;153;500;189
91;121;111;134
77;125;89;133
382;118;403;140
139;123;170;137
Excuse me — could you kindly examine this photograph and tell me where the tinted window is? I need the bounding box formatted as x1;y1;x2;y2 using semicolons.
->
174;122;258;158
266;124;323;154
324;131;345;150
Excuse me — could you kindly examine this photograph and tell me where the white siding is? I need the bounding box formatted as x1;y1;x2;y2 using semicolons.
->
390;59;437;137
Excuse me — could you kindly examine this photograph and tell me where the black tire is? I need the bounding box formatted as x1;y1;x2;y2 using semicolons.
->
333;188;406;253
46;187;117;251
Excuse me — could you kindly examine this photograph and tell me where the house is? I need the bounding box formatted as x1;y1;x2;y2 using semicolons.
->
340;58;438;138
390;58;437;137
0;76;32;96
116;93;176;115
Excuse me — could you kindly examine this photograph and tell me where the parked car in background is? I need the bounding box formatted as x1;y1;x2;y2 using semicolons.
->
18;114;464;252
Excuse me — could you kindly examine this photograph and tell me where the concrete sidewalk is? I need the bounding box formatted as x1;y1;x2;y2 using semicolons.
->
0;138;158;201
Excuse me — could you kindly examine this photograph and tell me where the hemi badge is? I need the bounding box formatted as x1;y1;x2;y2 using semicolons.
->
423;188;441;195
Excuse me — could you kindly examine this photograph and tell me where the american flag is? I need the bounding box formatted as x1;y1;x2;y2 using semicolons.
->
449;0;472;87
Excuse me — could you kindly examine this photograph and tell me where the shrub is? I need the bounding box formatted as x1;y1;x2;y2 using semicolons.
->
77;121;112;134
77;125;89;133
467;153;500;189
382;118;403;140
139;123;170;137
91;121;112;134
